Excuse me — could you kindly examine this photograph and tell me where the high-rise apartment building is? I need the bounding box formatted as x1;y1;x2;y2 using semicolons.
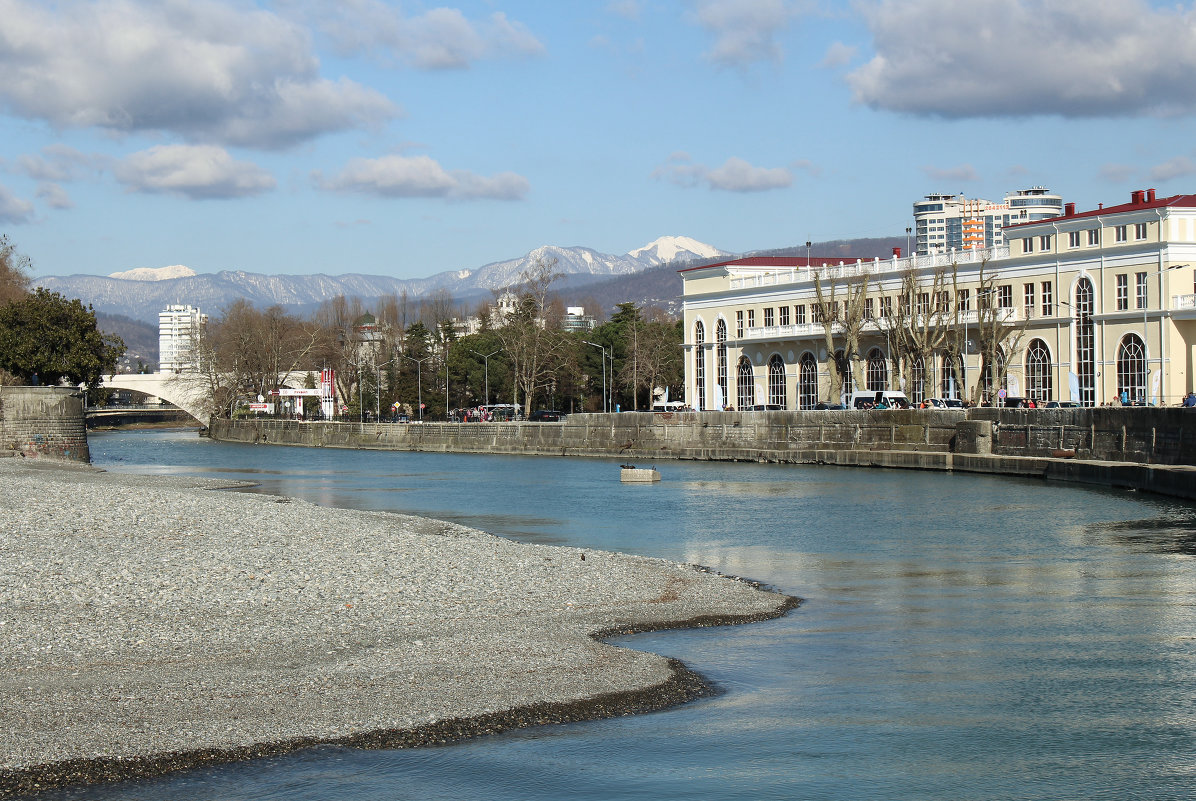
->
913;187;1063;255
158;304;206;373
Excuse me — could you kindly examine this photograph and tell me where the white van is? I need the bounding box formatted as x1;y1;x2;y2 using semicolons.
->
847;390;910;410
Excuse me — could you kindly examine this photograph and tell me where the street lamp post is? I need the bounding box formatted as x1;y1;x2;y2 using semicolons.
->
468;348;501;407
376;359;395;421
402;355;430;421
583;341;609;413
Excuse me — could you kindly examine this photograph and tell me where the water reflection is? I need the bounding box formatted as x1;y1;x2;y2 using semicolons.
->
73;429;1196;801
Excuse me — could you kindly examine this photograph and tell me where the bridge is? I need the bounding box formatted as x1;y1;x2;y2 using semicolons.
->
101;373;213;425
101;371;316;426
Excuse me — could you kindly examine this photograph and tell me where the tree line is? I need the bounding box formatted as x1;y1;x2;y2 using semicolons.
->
183;258;685;420
0;236;125;389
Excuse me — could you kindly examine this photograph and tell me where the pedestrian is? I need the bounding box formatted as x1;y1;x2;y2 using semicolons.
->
1184;391;1196;408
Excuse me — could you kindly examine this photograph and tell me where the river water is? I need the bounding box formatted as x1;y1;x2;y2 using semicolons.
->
53;428;1196;800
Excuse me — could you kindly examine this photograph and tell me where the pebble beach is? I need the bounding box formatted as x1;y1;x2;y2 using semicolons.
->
0;459;796;797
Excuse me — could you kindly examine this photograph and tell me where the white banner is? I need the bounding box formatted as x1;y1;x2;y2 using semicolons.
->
277;387;322;397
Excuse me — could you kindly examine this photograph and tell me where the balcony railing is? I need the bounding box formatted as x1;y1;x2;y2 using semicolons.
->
1176;293;1196;310
739;308;1018;343
728;246;1010;291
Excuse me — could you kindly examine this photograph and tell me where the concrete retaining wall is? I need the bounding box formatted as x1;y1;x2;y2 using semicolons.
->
209;407;1196;502
211;407;1196;465
0;386;90;462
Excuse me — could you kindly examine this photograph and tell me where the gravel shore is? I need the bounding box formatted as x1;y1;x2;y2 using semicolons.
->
0;459;796;797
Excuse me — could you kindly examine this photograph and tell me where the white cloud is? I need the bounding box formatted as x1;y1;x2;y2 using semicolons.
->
0;183;34;223
606;1;643;21
315;155;529;201
284;1;544;69
114;145;277;200
0;0;396;148
819;41;856;69
15;145;109;182
848;0;1196;118
653;154;793;192
921;164;980;183
1100;163;1137;183
1148;156;1196;182
36;183;74;210
690;0;803;67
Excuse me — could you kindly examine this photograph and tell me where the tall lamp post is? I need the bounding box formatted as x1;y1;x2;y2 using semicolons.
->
583;341;609;413
468;348;501;407
402;355;430;421
376;359;395;421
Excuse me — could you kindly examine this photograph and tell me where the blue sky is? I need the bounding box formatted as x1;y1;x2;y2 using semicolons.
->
4;0;1196;279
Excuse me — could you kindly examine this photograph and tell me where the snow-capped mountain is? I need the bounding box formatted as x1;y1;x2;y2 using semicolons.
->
627;235;724;265
107;265;197;281
36;236;728;323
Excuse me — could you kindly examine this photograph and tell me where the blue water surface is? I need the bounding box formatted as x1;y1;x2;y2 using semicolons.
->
49;428;1196;801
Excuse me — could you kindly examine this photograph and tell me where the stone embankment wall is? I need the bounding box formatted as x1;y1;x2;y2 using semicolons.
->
211;408;1196;464
0;386;90;462
209;408;1196;501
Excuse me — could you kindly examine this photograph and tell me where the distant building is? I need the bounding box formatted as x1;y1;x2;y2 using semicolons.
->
914;187;1063;255
562;306;596;332
158;304;206;373
682;188;1196;409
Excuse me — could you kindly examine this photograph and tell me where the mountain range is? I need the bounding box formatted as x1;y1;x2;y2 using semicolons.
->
38;236;727;325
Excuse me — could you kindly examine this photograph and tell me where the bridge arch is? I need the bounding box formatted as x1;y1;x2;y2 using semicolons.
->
101;373;212;425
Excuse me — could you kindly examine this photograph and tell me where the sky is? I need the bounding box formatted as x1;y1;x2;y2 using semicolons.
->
5;0;1196;280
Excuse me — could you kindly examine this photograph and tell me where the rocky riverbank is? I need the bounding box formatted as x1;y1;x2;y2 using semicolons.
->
0;460;797;798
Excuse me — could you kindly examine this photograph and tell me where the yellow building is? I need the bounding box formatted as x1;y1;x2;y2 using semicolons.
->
681;190;1196;409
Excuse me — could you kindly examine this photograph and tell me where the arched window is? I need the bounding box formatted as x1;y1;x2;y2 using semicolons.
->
909;354;926;403
941;352;960;400
866;348;887;391
799;352;818;409
736;356;755;409
694;321;705;411
716;319;728;409
1075;278;1095;406
768;354;786;408
1025;339;1052;404
1117;334;1146;405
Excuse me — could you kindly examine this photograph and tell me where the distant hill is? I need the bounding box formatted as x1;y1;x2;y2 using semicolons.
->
40;235;903;327
561;237;906;319
37;236;727;324
95;312;158;371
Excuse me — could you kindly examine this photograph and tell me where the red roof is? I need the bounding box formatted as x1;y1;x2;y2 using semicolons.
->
1006;191;1196;230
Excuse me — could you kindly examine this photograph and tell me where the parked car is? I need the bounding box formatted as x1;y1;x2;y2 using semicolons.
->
847;390;911;409
748;404;785;411
813;402;847;410
1046;401;1080;408
923;398;948;409
528;409;564;422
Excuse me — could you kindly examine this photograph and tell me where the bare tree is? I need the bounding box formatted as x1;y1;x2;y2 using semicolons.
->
879;266;954;399
493;257;571;415
0;235;32;307
971;264;1028;404
813;275;842;403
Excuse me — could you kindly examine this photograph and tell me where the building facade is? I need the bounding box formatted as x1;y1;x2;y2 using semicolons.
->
158;304;207;373
682;190;1196;409
914;187;1063;255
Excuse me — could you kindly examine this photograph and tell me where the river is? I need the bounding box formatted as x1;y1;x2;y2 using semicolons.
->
53;428;1196;800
